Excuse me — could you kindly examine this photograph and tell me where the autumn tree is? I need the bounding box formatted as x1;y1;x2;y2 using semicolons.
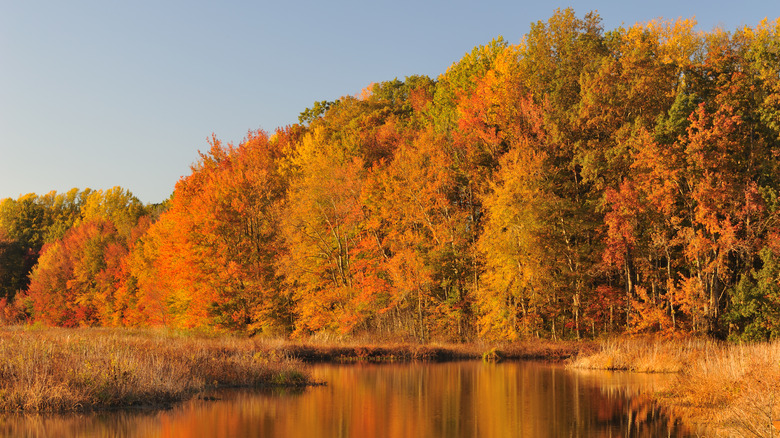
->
364;127;476;341
23;188;147;327
27;219;120;326
501;8;607;339
0;189;90;301
280;85;406;336
136;131;291;333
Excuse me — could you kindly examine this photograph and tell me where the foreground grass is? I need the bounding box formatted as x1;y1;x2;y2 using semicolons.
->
0;327;310;412
570;338;780;437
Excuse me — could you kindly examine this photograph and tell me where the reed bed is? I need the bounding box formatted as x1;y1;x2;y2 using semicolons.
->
270;341;483;363
495;338;596;362
0;327;309;412
568;337;713;373
663;341;780;437
571;337;780;437
256;338;591;363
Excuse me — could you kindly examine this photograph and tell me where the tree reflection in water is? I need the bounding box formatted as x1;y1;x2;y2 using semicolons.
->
0;361;691;438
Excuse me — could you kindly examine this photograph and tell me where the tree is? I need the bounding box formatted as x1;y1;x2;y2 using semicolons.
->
281;89;405;336
26;219;120;326
0;189;89;301
137;131;291;332
79;187;145;236
370;128;475;341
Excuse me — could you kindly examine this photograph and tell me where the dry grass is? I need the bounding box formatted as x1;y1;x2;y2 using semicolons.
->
259;337;591;363
571;337;780;437
0;327;309;412
0;327;608;415
269;341;477;362
568;337;713;373
496;338;596;362
662;341;780;437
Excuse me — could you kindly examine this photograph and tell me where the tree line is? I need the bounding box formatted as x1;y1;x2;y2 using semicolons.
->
2;9;779;341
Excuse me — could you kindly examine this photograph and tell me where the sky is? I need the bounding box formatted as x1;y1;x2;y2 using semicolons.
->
1;1;777;204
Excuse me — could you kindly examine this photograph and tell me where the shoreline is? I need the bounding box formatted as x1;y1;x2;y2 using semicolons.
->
4;325;777;436
273;338;594;363
569;337;780;437
0;327;310;413
0;327;591;413
0;327;592;413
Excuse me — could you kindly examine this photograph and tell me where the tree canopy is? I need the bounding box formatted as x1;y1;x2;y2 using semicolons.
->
3;10;779;341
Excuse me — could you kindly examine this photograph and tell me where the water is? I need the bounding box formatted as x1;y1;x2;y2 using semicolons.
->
0;361;691;437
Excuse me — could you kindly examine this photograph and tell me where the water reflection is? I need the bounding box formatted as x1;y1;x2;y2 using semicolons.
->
0;361;691;438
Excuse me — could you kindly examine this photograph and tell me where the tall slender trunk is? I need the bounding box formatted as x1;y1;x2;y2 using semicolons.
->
417;289;425;342
665;246;676;330
624;250;635;330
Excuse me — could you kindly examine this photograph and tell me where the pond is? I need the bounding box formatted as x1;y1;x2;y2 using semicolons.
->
0;361;691;437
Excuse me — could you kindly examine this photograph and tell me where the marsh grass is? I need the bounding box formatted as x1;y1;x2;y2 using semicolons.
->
571;337;780;437
568;337;712;373
0;327;598;414
0;327;309;412
0;326;591;413
665;341;780;437
262;338;590;363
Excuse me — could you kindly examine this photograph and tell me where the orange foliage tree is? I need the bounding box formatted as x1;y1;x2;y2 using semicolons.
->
139;131;291;333
25;188;146;327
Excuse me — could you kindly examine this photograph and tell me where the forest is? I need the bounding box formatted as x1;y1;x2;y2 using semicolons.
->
1;9;779;342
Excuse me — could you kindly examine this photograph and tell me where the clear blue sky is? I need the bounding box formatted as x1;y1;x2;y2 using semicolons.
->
1;1;776;204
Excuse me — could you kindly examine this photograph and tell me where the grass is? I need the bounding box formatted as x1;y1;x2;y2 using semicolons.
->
0;327;585;413
570;337;780;437
0;327;592;412
259;337;592;363
568;337;712;373
662;341;780;437
0;327;310;412
12;327;779;435
8;326;778;434
0;324;617;416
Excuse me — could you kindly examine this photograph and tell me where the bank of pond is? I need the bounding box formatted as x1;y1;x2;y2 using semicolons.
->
0;328;777;437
